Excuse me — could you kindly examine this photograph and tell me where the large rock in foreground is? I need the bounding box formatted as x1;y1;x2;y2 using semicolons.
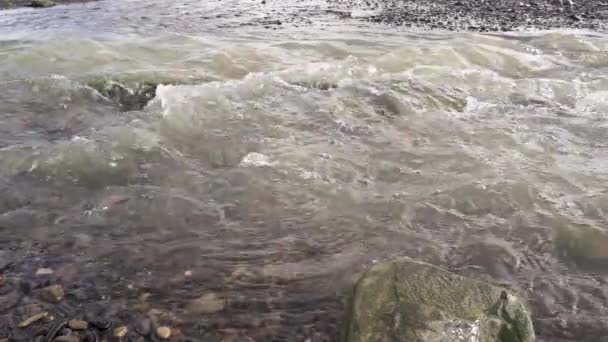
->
342;258;534;342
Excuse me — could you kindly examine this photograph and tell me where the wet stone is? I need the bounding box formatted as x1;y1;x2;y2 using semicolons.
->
68;319;89;330
156;326;171;340
35;268;54;276
187;293;226;314
135;318;151;336
39;284;64;303
54;335;80;342
89;319;111;330
29;0;55;7
343;257;535;342
113;326;128;338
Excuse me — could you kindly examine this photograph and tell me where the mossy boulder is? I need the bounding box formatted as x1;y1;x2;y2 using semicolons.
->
29;0;55;7
342;258;534;342
84;73;213;111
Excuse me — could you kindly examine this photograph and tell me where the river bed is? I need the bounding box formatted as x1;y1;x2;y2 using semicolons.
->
1;1;608;341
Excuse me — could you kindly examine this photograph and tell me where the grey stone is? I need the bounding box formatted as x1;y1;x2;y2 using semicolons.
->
135;318;152;335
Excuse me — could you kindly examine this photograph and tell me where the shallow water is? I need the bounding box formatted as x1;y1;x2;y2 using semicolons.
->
1;1;608;341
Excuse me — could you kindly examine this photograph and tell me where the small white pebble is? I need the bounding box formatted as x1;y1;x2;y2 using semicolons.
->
35;268;54;276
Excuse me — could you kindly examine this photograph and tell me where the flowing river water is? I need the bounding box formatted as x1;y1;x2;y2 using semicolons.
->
1;1;608;341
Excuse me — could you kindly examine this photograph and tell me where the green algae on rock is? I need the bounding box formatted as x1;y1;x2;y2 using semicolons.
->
342;258;534;342
85;73;214;111
29;0;55;7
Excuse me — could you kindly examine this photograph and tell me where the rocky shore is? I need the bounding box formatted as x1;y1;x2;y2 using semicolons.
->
351;0;608;31
1;0;607;31
0;0;97;9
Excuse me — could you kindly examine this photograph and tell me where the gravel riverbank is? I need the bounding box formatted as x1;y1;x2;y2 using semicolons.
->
356;0;608;31
0;0;97;9
2;0;607;31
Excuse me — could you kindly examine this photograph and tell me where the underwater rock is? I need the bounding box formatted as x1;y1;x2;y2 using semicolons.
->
342;257;535;342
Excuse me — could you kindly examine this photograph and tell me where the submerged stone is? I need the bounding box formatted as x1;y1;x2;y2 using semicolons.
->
341;257;534;342
555;223;608;268
156;326;172;340
67;319;89;330
39;284;64;303
85;73;211;111
113;326;128;338
29;0;55;7
187;293;225;314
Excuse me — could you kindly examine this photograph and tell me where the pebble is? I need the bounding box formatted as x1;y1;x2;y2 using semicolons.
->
187;293;226;314
113;326;128;338
135;319;151;335
54;335;80;342
156;326;171;340
35;268;54;276
18;312;48;328
90;319;111;330
40;284;64;302
68;319;89;330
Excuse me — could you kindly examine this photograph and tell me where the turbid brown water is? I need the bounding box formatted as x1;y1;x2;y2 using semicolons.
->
1;1;608;341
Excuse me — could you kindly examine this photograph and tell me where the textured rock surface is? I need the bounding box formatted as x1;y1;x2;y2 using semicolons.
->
342;258;534;342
